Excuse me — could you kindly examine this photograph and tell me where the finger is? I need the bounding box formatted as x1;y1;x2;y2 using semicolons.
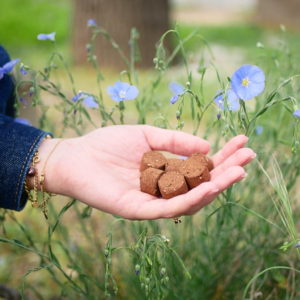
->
133;181;218;220
210;148;255;180
141;125;211;156
211;135;248;167
192;166;246;213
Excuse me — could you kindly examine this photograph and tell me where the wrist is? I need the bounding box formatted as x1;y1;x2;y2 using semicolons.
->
26;138;67;194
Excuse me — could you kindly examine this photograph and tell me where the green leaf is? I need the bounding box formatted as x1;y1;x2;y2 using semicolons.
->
171;249;192;279
49;245;61;267
13;239;25;247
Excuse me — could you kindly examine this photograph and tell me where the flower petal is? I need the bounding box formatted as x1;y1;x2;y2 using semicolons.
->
72;92;83;102
110;94;122;102
20;66;27;75
37;32;56;41
107;85;118;95
229;100;240;111
249;66;265;83
0;70;4;80
249;82;265;97
87;19;97;27
14;118;32;126
235;86;253;101
169;82;184;95
255;125;263;135
114;81;130;93
2;59;20;73
124;85;139;100
83;96;98;108
170;95;179;105
293;110;300;118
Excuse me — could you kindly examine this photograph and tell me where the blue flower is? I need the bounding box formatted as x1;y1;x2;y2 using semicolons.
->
0;59;20;80
83;96;98;108
170;95;179;105
294;242;300;249
255;125;263;135
72;92;98;108
37;32;56;41
14;118;32;126
87;19;97;27
72;92;84;102
231;65;265;101
20;64;27;75
107;81;139;102
169;82;184;105
169;82;184;95
293;110;300;118
20;97;27;106
29;87;34;97
214;89;239;111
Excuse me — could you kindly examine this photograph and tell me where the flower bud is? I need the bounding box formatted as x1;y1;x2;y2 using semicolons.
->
217;113;221;120
105;282;109;288
153;58;158;64
141;283;144;289
161;267;166;277
280;24;286;32
186;81;190;87
225;124;230;131
86;44;91;53
295;141;299;148
135;264;140;275
29;87;35;97
180;121;184;128
256;42;264;49
105;249;109;258
165;276;169;282
146;277;150;284
221;131;226;137
107;258;112;264
240;111;245;121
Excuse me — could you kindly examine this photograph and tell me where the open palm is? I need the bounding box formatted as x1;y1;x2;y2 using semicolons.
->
54;125;254;220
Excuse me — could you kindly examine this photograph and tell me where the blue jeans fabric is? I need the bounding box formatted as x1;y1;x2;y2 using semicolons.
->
0;45;53;211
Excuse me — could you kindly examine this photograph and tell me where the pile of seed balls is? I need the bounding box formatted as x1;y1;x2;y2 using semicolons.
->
140;151;214;199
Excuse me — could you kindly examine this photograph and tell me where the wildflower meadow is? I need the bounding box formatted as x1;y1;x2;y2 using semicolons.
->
1;18;300;300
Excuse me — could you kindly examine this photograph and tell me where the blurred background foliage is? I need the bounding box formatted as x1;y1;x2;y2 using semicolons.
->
1;0;300;299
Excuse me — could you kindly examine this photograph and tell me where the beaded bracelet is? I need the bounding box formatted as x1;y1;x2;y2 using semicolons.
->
24;136;64;219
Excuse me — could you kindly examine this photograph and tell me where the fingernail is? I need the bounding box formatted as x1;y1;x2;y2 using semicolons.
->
241;173;248;179
251;153;257;159
206;188;219;196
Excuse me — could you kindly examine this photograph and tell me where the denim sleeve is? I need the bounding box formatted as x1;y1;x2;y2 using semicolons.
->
0;114;53;211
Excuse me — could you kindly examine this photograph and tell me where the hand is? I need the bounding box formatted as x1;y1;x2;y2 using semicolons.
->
41;125;255;220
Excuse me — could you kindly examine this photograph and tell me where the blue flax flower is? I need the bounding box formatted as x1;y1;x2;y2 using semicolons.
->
231;65;265;101
0;59;20;80
20;97;27;106
72;92;98;108
87;19;97;27
37;32;56;41
255;125;263;135
293;110;300;118
169;82;184;105
107;81;139;102
214;89;239;111
20;64;27;75
14;118;32;126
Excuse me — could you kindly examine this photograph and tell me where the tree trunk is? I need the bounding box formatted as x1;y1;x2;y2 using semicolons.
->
255;0;300;29
73;0;170;69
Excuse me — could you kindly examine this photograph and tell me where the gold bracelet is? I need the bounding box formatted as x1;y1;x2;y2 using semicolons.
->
39;138;64;219
24;135;52;209
24;136;64;220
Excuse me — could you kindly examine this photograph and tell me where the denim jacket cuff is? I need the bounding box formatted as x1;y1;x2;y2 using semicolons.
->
0;114;53;211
